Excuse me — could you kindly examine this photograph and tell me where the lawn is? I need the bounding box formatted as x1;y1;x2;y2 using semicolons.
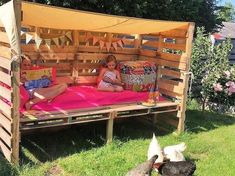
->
1;104;235;176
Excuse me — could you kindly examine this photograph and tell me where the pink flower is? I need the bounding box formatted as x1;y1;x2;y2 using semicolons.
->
224;71;231;78
226;81;235;87
213;83;223;92
228;84;235;95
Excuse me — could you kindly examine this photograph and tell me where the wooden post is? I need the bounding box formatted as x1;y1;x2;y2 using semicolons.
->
177;23;195;133
106;111;116;144
11;0;22;164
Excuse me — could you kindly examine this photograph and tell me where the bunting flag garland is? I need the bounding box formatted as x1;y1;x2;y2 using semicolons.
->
35;34;42;49
65;32;72;41
44;39;51;49
92;36;99;45
117;39;123;48
99;40;105;50
52;37;59;46
112;42;118;51
59;36;66;45
21;31;25;36
26;33;33;44
106;42;111;51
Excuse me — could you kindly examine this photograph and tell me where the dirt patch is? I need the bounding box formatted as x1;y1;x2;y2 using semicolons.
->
45;165;63;176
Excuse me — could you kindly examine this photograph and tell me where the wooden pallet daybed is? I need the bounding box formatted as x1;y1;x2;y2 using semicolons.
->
0;0;194;164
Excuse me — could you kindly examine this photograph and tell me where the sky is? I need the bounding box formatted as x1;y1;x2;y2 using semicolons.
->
219;0;235;5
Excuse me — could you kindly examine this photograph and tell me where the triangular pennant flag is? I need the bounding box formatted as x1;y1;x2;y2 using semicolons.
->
93;36;99;46
45;39;51;49
21;31;25;36
35;35;42;49
26;33;33;44
52;38;59;46
65;32;73;41
99;40;105;50
85;32;92;41
121;37;126;45
117;40;123;48
112;42;118;51
60;36;66;45
106;42;111;52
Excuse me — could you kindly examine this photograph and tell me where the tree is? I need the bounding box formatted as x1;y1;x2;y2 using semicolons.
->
217;1;235;22
0;0;229;32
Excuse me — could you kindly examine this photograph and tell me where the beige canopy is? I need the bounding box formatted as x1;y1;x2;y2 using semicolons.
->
0;0;190;55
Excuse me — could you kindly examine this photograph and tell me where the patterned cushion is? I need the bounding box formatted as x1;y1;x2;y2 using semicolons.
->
118;61;157;92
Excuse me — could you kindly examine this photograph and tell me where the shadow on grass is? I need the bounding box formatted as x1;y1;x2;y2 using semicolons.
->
0;155;18;176
185;109;235;133
19;109;235;166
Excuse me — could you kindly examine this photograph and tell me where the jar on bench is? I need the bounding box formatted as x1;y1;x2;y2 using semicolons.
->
118;61;157;92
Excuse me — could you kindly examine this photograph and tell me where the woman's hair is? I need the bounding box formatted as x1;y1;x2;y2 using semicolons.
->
105;55;117;64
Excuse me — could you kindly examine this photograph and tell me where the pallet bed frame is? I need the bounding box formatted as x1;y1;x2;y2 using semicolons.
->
0;0;194;164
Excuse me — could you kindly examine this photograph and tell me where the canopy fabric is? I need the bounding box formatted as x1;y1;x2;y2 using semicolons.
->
21;1;189;34
0;1;21;55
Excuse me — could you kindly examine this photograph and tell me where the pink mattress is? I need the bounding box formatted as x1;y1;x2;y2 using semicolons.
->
24;86;165;112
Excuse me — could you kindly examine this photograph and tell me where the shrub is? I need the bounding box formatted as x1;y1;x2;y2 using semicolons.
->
190;27;233;111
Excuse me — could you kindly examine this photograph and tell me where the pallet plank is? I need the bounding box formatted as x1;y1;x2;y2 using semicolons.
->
0;86;12;102
0;113;12;133
0;139;12;162
160;52;187;63
0;31;10;44
161;68;184;79
0;56;12;70
0;100;12;118
0;45;11;59
0;71;12;87
0;127;12;148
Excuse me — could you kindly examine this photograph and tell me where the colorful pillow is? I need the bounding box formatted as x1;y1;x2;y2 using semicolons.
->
20;85;29;111
119;61;157;92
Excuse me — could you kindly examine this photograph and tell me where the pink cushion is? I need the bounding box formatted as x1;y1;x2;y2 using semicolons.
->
20;85;29;111
26;86;165;111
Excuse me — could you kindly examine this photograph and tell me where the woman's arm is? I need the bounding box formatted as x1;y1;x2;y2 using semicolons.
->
97;68;106;84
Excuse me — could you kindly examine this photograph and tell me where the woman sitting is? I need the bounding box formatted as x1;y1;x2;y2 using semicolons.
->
21;55;67;110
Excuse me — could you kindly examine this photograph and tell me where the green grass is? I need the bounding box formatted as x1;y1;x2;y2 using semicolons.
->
1;105;235;176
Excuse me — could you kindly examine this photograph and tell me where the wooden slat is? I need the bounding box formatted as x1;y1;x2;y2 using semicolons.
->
76;76;97;84
0;56;12;70
162;42;186;51
21;45;78;53
0;113;12;133
155;59;187;70
77;63;101;69
0;45;11;59
159;78;184;87
0;127;12;148
39;63;72;71
139;49;156;57
78;45;139;55
0;140;12;162
55;76;74;84
161;68;184;79
77;72;99;76
0;31;10;44
160;28;188;38
0;99;12;118
76;53;137;61
142;40;159;48
40;53;75;60
0;86;12;102
160;52;187;63
159;81;184;95
0;71;12;86
159;88;182;99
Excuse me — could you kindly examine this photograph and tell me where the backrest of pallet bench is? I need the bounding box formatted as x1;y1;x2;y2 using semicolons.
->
21;26;193;101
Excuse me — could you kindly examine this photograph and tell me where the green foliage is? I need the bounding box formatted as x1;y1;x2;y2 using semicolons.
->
217;1;235;22
0;0;225;33
191;27;234;111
